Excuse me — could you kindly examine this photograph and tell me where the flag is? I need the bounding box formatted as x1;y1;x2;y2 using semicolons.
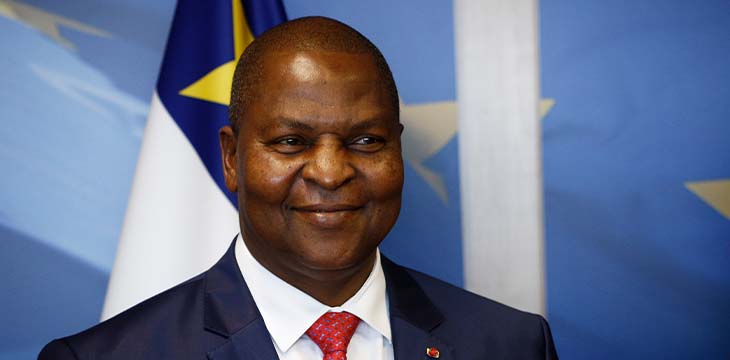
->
101;0;287;320
540;1;730;358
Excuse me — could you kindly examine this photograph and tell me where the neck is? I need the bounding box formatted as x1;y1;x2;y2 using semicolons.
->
286;252;377;307
243;236;377;307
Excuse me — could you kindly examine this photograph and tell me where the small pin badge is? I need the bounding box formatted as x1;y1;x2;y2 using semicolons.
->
426;347;440;358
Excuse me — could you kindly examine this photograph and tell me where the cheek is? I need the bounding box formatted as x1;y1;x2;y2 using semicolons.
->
358;154;403;243
362;154;404;199
240;148;301;205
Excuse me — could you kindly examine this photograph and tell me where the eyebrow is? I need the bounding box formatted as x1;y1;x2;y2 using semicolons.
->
269;118;316;131
265;117;391;132
349;119;389;132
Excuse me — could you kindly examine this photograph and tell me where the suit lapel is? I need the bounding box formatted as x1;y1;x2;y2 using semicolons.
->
390;317;453;360
382;256;453;360
207;318;278;360
203;239;279;360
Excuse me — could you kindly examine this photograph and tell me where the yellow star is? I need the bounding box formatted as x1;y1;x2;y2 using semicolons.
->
178;0;253;106
685;179;730;219
401;100;457;203
540;98;555;119
0;0;110;50
401;98;555;204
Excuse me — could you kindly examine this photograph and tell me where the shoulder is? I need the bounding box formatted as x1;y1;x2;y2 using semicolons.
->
405;265;543;320
39;274;208;360
405;265;539;323
38;339;77;359
387;259;557;359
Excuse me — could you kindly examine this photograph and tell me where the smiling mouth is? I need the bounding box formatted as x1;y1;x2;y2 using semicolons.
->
291;204;363;212
289;204;364;228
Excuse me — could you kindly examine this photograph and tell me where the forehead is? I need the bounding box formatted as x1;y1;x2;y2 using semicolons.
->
243;50;396;129
260;50;381;96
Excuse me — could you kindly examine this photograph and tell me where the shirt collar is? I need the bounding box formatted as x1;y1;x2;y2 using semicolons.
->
234;234;391;353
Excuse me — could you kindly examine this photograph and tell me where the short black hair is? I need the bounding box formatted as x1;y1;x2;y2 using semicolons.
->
229;16;399;131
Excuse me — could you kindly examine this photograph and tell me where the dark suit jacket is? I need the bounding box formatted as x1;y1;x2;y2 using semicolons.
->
39;240;558;359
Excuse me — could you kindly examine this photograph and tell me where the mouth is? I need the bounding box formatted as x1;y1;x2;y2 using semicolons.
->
289;204;364;228
291;204;363;212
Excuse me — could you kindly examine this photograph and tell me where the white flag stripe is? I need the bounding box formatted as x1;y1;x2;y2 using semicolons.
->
455;0;545;314
101;92;239;320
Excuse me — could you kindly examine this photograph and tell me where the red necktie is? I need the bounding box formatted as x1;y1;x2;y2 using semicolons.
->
306;311;361;360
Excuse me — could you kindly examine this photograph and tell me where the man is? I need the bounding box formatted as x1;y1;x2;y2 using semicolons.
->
40;17;557;359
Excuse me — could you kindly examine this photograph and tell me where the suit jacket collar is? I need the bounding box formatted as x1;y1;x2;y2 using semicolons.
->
203;239;451;359
203;239;279;360
380;256;444;331
203;239;259;337
381;256;453;360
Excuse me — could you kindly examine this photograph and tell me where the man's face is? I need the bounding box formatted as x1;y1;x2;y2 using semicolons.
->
220;50;403;279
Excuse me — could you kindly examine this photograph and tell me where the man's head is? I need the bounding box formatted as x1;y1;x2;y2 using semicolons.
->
219;17;404;298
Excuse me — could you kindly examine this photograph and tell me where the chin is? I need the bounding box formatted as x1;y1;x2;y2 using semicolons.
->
296;244;375;272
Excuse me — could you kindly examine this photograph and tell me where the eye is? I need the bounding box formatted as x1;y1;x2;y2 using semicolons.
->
350;136;385;152
279;137;304;146
354;137;378;145
270;136;308;154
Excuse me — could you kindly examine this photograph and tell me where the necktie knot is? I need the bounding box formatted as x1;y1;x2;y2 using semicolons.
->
306;311;360;360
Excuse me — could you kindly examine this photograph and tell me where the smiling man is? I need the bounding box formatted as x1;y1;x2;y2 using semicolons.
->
40;17;557;360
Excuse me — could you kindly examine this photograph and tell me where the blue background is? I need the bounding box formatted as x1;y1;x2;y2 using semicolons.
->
1;1;174;358
541;0;730;358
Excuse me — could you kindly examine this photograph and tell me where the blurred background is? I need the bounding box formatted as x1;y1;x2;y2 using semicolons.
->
0;0;728;358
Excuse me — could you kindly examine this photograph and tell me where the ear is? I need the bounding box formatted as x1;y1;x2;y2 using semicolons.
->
219;125;239;192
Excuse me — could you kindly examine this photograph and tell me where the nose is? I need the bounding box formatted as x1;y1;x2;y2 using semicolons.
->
301;142;356;190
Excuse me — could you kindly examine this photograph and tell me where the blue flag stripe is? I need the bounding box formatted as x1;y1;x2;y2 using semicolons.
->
156;0;287;206
243;0;288;37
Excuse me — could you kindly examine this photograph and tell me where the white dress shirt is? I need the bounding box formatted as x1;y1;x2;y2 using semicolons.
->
234;234;394;360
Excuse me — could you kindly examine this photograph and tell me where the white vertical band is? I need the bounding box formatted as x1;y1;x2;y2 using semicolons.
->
101;92;239;320
455;0;545;314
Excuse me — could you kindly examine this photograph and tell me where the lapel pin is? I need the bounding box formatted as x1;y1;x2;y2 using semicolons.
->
426;347;440;358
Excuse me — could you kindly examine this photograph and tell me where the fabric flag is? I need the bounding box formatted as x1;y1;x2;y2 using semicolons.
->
101;0;287;320
540;1;730;357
